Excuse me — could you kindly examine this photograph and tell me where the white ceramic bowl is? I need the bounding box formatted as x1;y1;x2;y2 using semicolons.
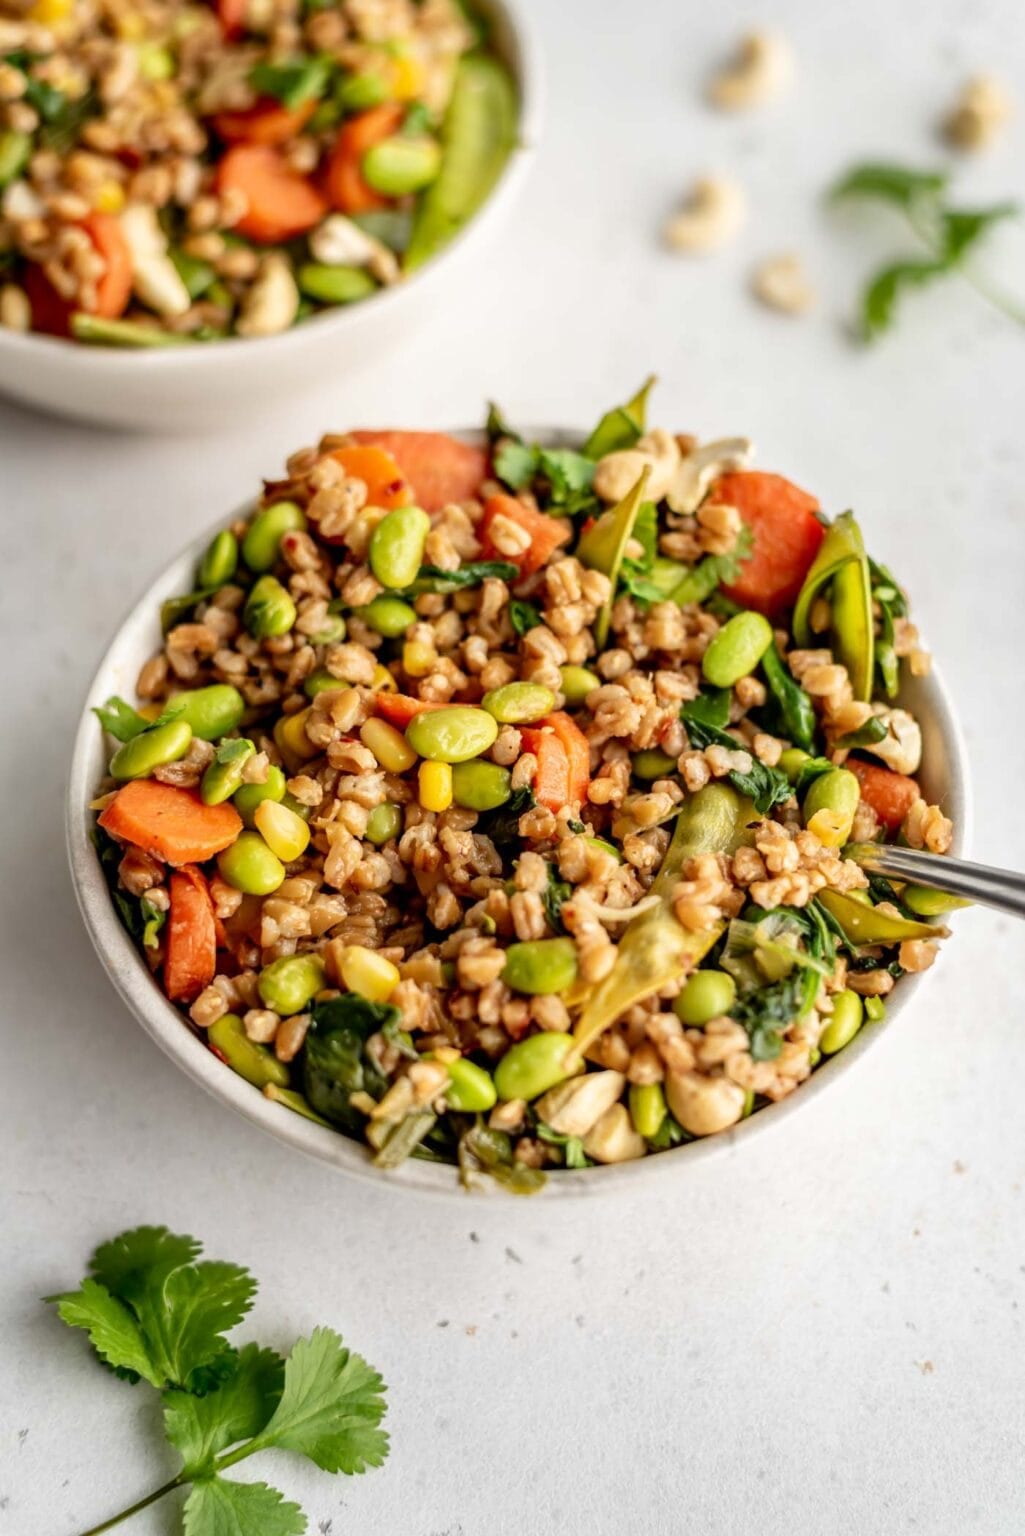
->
0;0;541;433
67;431;972;1197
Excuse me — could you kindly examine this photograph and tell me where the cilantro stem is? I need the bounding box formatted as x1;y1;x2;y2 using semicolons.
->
75;1476;184;1536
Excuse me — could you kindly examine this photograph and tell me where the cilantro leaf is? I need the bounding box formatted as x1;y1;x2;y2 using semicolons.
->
183;1476;306;1536
862;258;948;339
940;204;1017;263
540;863;571;933
485;401;519;445
494;439;538;490
537;448;595;505
92;695;147;742
669;526;753;605
831;163;948;212
413;561;518;592
681;689;731;731
91;1226;201;1294
249;55;331;109
682;717;791;814
759;644;816;751
509;598;542;636
50;1279;164;1388
729;971;806;1061
165;1344;285;1479
248;1327;389;1475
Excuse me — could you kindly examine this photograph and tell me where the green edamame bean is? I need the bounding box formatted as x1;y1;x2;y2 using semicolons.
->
559;665;600;706
197;528;238;590
702;610;774;688
864;996;886;1022
629;1082;666;1140
673;969;737;1026
369;505;431;590
405;705;498;763
208;1014;289;1089
493;1031;578;1102
632;748;677;780
356;595;418;637
217;831;285;895
502;938;578;996
363;135;441;196
245;575;297;638
481;682;556;724
110;718;192;781
444;1057;497;1112
136;41;174;79
258;954;326;1016
778;747;811;784
336;71;389;112
819;989;863;1055
308;611;346;645
172;684;246;741
233;765;286;827
201;739;255;806
242;501;306;573
0;129;31;187
901;884;971;917
802;768;860;845
304;669;350;698
451;759;512;811
297;263;377;305
282;790;311;821
365;802;402;845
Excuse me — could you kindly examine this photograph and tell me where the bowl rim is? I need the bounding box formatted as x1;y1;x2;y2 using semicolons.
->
66;427;973;1199
0;0;543;374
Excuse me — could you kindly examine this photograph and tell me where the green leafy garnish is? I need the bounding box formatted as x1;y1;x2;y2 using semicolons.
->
835;716;888;749
681;689;731;731
412;561;518;593
668;525;754;607
479;785;535;845
760;644;816;751
493;442;597;513
541;863;572;934
793;756;835;795
729;971;807;1061
535;1123;591;1168
248;55;332;108
582;376;654;459
682;717;791;814
141;898;166;950
831;161;1023;338
93;695;150;743
509;598;542;636
303;995;396;1133
161;589;216;635
50;1227;388;1535
493;438;537;490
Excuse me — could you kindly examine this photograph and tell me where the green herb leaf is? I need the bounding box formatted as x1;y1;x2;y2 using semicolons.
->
582;376;654;458
304;995;395;1132
793;756;835;795
541;863;572;934
681;689;731;731
93;695;149;743
479;785;534;845
669;526;753;606
485;401;519;445
402;100;432;136
862;258;948;339
729;971;806;1061
682;717;791;814
836;716;888;749
831;162;948;212
940;204;1017;263
50;1279;165;1388
162;588;216;635
494;439;538;490
537;448;596;506
213;737;254;766
183;1475;306;1536
246;1327;389;1475
165;1344;285;1479
141;898;166;950
249;55;332;109
535;1123;591;1168
509;598;542;636
760;644;816;751
413;561;518;593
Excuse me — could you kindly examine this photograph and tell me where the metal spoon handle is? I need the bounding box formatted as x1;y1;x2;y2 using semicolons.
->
846;843;1025;920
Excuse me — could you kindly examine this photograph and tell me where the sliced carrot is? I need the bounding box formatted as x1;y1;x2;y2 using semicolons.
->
164;866;217;1003
848;759;921;832
479;494;572;579
216;0;248;39
372;692;447;729
350;431;488;513
542;712;591;805
99;782;243;867
83;212;132;319
324;103;404;214
217;143;327;244
520;727;570;813
715;471;825;619
213;98;317;146
327;444;412;518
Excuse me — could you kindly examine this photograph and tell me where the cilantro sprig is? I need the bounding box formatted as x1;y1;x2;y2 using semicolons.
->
831;161;1024;339
49;1226;388;1535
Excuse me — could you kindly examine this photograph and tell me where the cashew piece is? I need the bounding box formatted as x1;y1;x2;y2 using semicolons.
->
236;252;299;339
308;213;399;285
708;31;794;111
751;253;816;315
942;74;1012;152
582;1102;647;1164
863;707;922;776
664;175;746;254
593;427;681;504
665;1069;746;1137
535;1071;626;1139
666;436;754;514
119;203;191;319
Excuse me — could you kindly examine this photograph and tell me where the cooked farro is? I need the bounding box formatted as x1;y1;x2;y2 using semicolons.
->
91;383;957;1191
0;0;514;344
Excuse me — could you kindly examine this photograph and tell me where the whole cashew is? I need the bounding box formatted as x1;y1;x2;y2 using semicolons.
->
665;1069;746;1136
118;204;191;318
863;707;923;776
666;436;755;514
535;1070;626;1139
594;427;681;504
582;1102;647;1164
236;252;299;338
708;31;794;111
664;175;746;254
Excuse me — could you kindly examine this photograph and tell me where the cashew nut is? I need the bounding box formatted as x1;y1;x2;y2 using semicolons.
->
863;707;922;776
535;1070;626;1139
664;175;746;254
593;427;681;504
582;1102;647;1164
0;282;30;332
708;30;794;111
664;1069;746;1137
308;213;400;285
666;436;755;514
119;203;190;319
942;74;1012;152
236;252;299;339
751;253;816;315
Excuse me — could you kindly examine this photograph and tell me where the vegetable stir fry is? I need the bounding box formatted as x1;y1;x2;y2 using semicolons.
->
91;384;958;1189
0;0;514;344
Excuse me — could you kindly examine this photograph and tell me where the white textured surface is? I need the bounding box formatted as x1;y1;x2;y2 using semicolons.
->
2;0;1024;1531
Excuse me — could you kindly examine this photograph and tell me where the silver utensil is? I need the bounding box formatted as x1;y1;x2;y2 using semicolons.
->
846;843;1025;920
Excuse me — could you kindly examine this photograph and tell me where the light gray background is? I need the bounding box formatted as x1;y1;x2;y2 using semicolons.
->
2;0;1024;1531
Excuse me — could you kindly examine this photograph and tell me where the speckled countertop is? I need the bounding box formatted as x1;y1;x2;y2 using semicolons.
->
2;0;1024;1530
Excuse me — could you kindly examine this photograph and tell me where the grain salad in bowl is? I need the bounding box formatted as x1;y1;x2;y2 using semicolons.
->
0;0;516;345
81;385;962;1191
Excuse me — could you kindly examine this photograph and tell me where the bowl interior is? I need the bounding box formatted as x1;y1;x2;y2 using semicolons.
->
67;431;971;1197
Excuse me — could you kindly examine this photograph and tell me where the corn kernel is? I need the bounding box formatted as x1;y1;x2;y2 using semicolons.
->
337;944;400;1003
273;707;317;770
360;717;417;774
29;0;73;23
807;808;847;849
389;51;425;100
403;640;436;678
418;760;452;812
370;663;397;692
94;180;125;214
114;9;145;37
254;800;311;863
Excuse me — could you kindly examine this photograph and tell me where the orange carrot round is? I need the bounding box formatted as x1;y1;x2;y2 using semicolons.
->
324;103;404;214
164;866;217;1003
98;782;242;867
217;143;327;244
848;758;921;832
542;712;591;805
715;471;825;618
519;727;570;812
479;494;572;578
372;692;447;729
84;212;133;319
328;444;412;515
350;431;487;513
213;98;317;146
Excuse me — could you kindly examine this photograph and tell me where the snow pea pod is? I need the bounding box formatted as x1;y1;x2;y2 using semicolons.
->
570;784;754;1060
792;511;874;701
576;468;651;648
583;375;655;458
816;887;946;946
